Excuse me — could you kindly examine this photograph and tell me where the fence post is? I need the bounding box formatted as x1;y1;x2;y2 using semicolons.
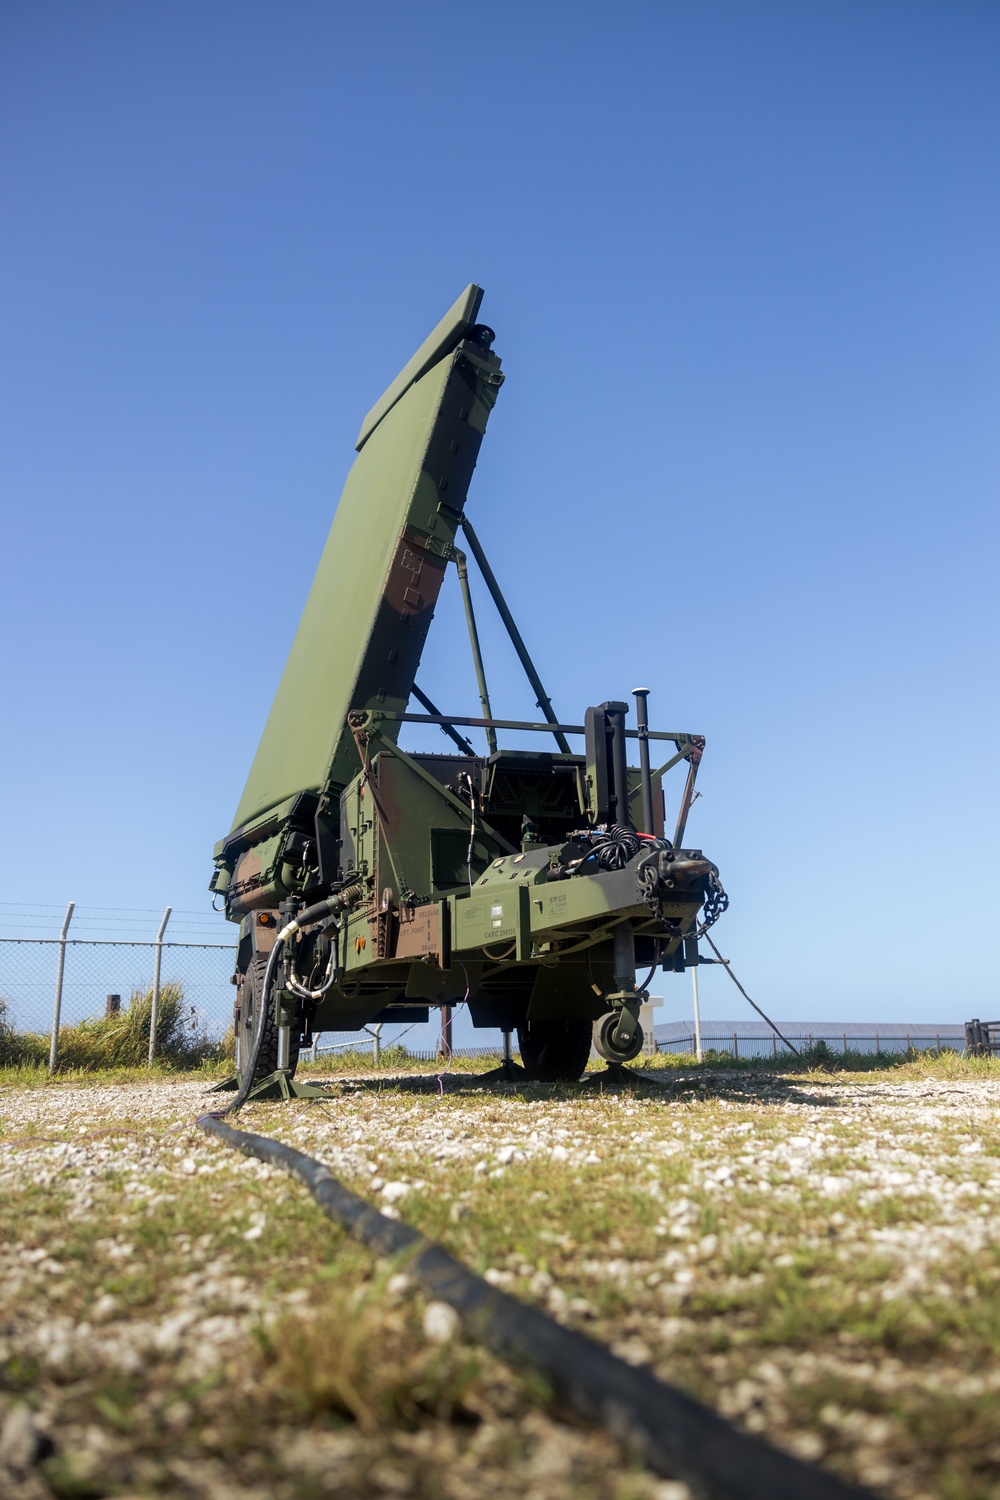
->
438;1005;453;1060
148;906;172;1065
106;994;121;1017
48;901;75;1072
691;963;703;1063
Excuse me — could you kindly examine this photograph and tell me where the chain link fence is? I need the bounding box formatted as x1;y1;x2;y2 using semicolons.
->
0;903;237;1046
0;903;442;1063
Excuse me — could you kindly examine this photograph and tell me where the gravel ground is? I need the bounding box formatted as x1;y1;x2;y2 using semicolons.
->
2;1064;1000;1498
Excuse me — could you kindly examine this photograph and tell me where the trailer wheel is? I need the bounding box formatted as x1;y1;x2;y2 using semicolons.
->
517;1019;592;1082
235;953;300;1085
594;1011;644;1064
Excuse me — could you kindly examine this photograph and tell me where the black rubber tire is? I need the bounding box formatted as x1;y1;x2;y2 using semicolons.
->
517;1019;593;1082
235;952;300;1085
594;1011;644;1064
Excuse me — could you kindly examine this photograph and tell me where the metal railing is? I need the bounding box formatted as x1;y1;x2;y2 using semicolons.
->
656;1031;966;1059
964;1020;1000;1057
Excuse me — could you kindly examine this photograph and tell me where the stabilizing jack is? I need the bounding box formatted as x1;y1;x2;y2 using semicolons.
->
477;1029;528;1083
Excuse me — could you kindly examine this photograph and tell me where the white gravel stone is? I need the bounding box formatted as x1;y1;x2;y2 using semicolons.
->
422;1300;459;1343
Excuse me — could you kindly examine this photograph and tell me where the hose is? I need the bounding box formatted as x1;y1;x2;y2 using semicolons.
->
226;886;363;1115
195;1113;873;1500
286;920;341;1002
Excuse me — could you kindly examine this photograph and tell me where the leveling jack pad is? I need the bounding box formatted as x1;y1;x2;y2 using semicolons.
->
580;1062;671;1092
242;1070;332;1103
207;1074;239;1093
475;1058;528;1083
208;1071;328;1101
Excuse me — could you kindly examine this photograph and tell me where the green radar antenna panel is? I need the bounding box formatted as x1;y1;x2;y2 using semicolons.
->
210;285;727;1099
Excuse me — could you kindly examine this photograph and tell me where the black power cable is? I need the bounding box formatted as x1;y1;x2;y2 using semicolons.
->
226;933;290;1115
196;1112;873;1500
226;888;363;1115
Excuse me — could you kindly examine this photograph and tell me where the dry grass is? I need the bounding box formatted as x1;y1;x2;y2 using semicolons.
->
0;989;216;1074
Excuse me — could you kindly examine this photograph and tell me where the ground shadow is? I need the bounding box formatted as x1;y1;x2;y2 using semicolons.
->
283;1063;849;1111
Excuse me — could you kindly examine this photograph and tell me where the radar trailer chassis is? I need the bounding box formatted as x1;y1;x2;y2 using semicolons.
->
210;285;727;1101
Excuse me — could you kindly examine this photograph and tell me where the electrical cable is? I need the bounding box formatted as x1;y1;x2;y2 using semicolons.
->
226;887;363;1114
571;825;671;875
286;921;342;1002
226;930;290;1114
461;771;477;890
701;932;803;1060
635;940;662;996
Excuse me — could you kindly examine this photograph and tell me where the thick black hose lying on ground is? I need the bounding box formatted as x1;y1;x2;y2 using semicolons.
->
197;1112;872;1500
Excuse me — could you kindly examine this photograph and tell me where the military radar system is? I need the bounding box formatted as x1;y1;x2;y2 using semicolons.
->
211;285;727;1100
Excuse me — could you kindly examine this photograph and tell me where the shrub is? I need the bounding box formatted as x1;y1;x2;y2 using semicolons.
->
0;986;217;1072
52;984;214;1070
0;997;47;1066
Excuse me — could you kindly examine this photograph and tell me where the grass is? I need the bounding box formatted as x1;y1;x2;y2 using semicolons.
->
4;984;972;1083
261;1055;1000;1498
0;1041;992;1110
3;1054;1000;1497
303;1042;973;1078
658;1040;977;1074
0;1090;644;1499
0;988;221;1074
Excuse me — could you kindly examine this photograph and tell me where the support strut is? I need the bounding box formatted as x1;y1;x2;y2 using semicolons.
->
459;516;571;754
454;551;498;755
410;684;476;757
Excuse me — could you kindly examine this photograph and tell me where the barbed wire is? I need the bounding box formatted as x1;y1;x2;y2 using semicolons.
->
0;903;234;949
0;902;225;914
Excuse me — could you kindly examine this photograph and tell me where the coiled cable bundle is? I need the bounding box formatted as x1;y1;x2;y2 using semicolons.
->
574;825;671;873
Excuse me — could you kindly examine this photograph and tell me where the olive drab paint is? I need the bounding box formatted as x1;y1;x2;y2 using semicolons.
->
211;287;727;1093
228;284;502;833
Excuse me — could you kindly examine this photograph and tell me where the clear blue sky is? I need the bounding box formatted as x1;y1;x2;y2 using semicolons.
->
2;1;998;1032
